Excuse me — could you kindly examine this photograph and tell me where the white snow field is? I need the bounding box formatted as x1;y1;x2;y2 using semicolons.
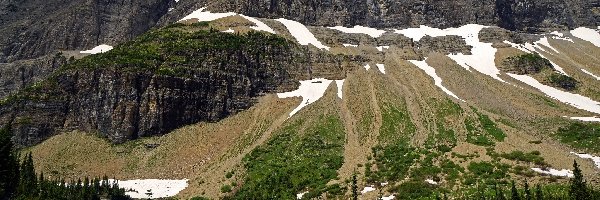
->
571;27;600;48
382;195;396;200
275;18;330;50
222;28;234;33
425;179;439;185
571;152;600;169
296;191;308;199
581;69;600;80
376;46;390;51
396;25;504;82
531;168;574;177
109;179;188;199
343;44;358;47
361;186;376;194
277;78;335;117
570;116;600;122
328;25;387;38
80;44;113;54
364;64;371;70
335;80;345;99
179;7;235;22
506;73;600;114
376;63;386;74
503;40;568;75
239;15;276;34
408;59;464;101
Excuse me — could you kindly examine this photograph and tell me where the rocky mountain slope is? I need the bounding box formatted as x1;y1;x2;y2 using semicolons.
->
1;1;600;200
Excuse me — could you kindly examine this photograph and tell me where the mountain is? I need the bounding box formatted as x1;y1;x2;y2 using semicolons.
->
1;1;600;199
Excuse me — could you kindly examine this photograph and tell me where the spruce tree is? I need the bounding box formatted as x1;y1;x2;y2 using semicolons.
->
524;180;531;200
351;173;358;200
569;160;589;200
535;184;543;200
17;153;37;198
511;181;521;200
0;125;19;200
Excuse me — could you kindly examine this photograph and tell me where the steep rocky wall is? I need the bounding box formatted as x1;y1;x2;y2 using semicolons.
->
162;0;599;31
0;53;67;99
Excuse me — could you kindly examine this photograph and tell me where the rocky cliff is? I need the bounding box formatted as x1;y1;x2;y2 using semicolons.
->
162;0;599;32
0;24;351;146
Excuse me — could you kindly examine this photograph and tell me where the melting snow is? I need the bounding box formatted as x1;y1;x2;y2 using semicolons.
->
571;152;600;169
376;63;386;74
277;78;334;117
425;179;439;185
296;191;308;199
275;18;330;50
108;179;188;199
503;40;568;75
581;69;600;80
361;186;376;194
396;25;504;82
506;73;600;114
222;28;234;33
239;15;276;34
408;59;464;101
364;64;371;70
570;116;600;122
335;80;345;99
179;7;235;22
376;46;389;51
80;44;113;54
328;25;387;38
382;195;395;200
531;168;574;177
571;27;600;48
343;44;358;47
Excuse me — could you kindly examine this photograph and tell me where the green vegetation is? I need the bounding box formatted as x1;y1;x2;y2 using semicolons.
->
0;125;130;200
546;73;578;91
366;142;419;183
221;184;232;193
232;115;345;199
556;122;600;152
503;53;553;75
379;103;416;142
498;150;547;166
466;108;506;146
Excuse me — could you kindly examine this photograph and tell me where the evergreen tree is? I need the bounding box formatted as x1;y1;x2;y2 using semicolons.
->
0;125;19;200
524;180;531;200
569;160;589;200
495;184;506;200
17;153;37;198
351;173;358;200
511;181;521;200
535;184;543;200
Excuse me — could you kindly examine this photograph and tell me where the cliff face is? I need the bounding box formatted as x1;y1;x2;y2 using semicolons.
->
0;26;350;146
163;0;599;31
0;0;172;62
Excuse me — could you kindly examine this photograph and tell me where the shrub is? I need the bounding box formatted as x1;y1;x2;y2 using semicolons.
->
546;73;578;91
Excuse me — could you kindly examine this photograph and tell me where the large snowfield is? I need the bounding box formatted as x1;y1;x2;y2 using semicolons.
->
277;78;336;117
109;179;188;199
408;59;464;101
80;44;113;54
275;18;330;50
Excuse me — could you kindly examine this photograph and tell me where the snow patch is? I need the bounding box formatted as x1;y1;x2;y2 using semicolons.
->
222;28;234;33
239;15;276;34
364;64;371;71
296;191;308;199
425;179;439;185
408;59;464;101
376;63;386;74
179;7;235;22
376;46;389;51
531;168;574;177
506;73;600;114
343;44;358;47
571;27;600;48
80;44;113;54
396;24;504;82
275;18;329;50
570;116;600;122
328;25;387;38
581;69;600;80
361;186;376;194
335;80;345;99
571;152;600;169
108;179;188;199
382;195;395;200
277;78;334;117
